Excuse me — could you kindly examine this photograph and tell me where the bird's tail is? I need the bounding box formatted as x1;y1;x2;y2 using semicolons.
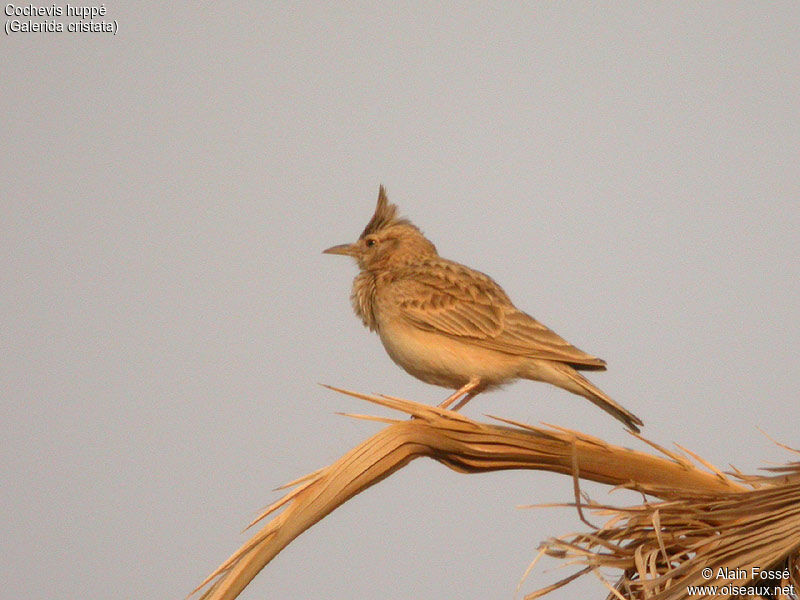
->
548;362;644;433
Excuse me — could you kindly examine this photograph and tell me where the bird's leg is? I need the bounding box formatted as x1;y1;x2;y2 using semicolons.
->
438;377;481;410
450;392;478;412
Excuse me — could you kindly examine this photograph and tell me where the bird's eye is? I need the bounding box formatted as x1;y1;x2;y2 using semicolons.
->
366;238;376;247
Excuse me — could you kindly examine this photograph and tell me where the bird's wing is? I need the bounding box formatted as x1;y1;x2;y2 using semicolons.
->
490;309;606;368
392;262;606;368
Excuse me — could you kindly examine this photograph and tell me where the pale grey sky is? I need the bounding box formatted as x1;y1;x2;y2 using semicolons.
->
3;3;799;599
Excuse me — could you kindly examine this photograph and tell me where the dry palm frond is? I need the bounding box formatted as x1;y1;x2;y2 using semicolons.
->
531;466;800;600
530;441;800;600
191;388;796;600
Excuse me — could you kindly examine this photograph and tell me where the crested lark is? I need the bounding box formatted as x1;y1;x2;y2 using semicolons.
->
324;186;643;432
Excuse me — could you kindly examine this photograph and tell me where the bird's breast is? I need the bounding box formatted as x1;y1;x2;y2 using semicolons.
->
351;272;378;330
374;312;528;390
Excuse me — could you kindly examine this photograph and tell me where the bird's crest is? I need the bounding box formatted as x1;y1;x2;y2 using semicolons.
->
359;185;414;239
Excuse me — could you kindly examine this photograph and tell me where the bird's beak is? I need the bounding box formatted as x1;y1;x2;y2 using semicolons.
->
323;243;356;256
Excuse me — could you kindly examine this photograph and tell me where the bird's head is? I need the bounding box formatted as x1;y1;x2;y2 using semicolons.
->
324;185;437;271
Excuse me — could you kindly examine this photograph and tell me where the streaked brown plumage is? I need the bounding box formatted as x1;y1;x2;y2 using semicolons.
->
324;186;643;431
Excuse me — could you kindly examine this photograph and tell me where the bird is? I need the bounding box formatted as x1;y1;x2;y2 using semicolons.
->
323;186;643;432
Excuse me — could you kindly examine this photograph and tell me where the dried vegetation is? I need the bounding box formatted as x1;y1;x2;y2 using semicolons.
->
192;388;800;600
